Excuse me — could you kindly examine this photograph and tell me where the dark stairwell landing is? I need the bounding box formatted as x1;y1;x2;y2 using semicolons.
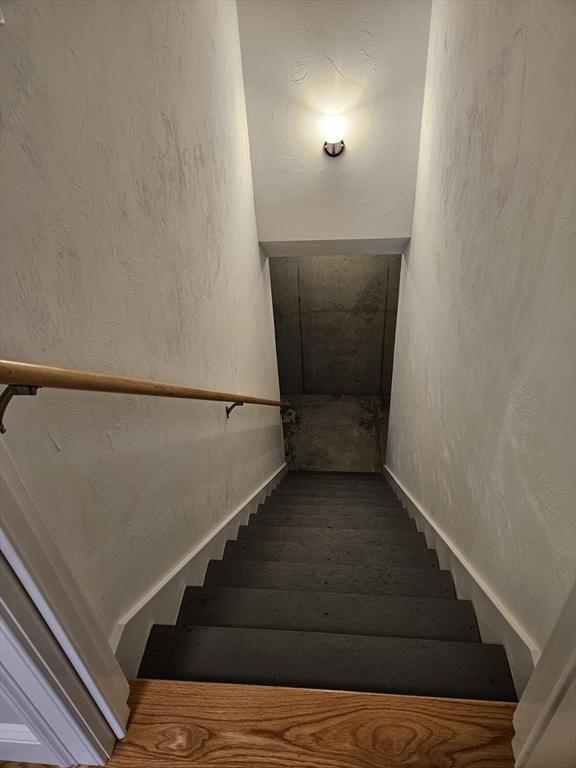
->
139;472;517;703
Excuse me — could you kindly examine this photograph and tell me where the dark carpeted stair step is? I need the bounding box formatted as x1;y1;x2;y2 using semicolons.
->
138;625;516;701
205;560;456;598
266;496;401;508
137;471;518;707
276;478;390;490
288;471;382;478
176;586;481;642
272;488;397;500
237;525;426;548
260;502;405;516
250;511;416;530
222;539;438;567
285;474;387;483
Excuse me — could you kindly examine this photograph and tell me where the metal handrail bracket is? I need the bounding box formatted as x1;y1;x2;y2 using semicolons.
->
0;385;40;433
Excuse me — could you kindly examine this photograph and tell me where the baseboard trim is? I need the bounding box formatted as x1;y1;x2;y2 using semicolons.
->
113;463;288;677
384;465;537;696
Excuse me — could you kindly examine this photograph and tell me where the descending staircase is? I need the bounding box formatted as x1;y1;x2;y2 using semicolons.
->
139;471;516;702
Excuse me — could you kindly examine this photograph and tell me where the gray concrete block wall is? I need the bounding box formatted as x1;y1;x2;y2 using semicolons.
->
270;252;401;397
299;255;389;395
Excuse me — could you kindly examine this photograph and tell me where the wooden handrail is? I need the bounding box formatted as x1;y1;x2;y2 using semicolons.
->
0;359;289;408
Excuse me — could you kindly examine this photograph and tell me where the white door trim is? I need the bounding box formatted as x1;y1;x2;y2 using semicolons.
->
512;584;576;768
0;441;129;738
1;555;116;766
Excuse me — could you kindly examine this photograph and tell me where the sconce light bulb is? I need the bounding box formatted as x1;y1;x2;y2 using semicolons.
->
323;114;344;143
322;114;345;157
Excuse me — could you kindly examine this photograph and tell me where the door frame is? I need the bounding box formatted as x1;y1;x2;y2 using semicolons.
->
512;583;576;767
1;555;117;766
0;441;129;740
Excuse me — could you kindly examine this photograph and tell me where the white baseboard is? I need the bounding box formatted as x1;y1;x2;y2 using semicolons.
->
113;463;287;677
384;465;537;696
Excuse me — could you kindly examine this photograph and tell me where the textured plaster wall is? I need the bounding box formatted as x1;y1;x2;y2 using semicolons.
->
237;0;431;242
0;0;283;642
388;0;576;653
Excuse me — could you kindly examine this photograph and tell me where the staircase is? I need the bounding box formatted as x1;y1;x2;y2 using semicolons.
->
138;471;516;702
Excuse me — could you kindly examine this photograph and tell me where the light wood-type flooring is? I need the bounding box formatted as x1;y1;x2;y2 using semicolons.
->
1;679;516;768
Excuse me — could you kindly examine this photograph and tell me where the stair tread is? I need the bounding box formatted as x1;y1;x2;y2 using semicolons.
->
260;505;405;519
276;481;393;487
238;525;425;547
138;625;516;701
223;539;438;567
205;560;456;598
288;471;383;477
176;586;480;642
266;497;402;508
282;483;386;488
273;489;397;499
251;513;415;530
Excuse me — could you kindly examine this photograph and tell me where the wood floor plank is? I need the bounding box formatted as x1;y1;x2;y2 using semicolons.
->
1;680;515;768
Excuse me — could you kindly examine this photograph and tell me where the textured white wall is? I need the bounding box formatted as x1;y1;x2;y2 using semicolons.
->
0;0;284;642
388;0;575;653
237;0;431;243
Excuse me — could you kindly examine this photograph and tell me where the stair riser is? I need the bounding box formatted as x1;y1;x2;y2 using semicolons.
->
238;526;426;548
273;490;397;500
205;561;457;599
260;503;405;517
250;515;415;531
283;475;389;482
287;472;382;478
278;479;392;491
177;588;480;643
223;541;438;568
139;626;517;702
267;497;400;508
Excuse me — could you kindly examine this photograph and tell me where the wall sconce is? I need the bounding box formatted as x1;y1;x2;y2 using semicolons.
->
323;115;345;158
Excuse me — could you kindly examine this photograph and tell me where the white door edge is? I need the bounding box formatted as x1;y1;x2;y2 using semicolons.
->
1;555;116;766
0;441;129;738
513;583;576;767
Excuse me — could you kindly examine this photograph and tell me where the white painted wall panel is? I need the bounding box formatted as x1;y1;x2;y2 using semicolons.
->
388;0;576;654
0;0;284;643
238;0;431;242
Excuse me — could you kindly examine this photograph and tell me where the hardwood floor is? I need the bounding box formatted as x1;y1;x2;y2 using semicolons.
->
1;679;516;767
